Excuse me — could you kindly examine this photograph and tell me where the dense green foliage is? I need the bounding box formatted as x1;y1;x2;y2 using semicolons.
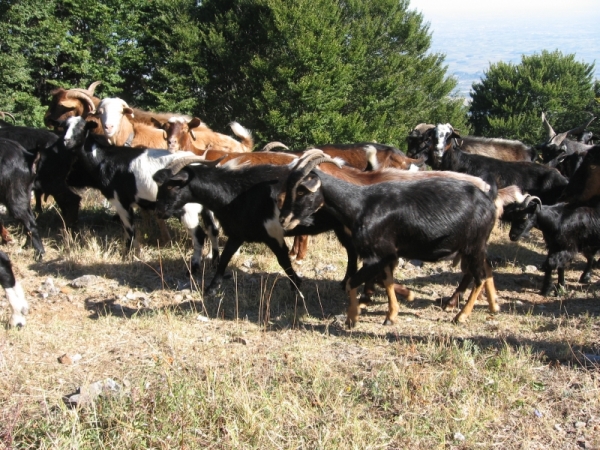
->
0;0;466;148
469;50;598;144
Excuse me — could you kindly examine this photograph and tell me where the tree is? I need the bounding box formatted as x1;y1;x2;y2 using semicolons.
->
195;0;467;148
469;50;597;144
0;0;203;126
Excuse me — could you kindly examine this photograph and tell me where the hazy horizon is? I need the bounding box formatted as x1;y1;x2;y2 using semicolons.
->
409;0;600;97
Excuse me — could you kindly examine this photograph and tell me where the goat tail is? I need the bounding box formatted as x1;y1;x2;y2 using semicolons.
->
229;122;254;152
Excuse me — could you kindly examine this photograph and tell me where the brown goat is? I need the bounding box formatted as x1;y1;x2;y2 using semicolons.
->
162;117;254;153
44;81;102;128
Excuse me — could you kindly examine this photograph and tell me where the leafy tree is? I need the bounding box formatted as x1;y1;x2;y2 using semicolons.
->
0;0;202;125
195;0;467;148
469;50;597;144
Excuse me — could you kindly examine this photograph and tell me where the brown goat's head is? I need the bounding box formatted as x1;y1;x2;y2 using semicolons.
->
43;81;101;129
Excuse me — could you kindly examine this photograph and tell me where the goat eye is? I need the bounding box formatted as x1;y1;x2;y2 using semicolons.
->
297;190;305;197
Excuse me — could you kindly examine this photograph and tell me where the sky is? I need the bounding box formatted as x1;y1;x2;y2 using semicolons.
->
408;0;600;21
408;0;600;96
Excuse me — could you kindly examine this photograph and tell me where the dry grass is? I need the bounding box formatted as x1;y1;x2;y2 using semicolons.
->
0;193;599;449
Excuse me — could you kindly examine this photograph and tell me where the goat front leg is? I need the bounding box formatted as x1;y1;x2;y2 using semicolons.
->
264;237;302;292
110;200;139;257
580;254;595;283
205;237;244;296
200;209;220;266
6;281;28;328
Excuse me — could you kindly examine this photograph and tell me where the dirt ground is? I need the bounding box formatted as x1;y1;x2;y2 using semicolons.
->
1;201;599;448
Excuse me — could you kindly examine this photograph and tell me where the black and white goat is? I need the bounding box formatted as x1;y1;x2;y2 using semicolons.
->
0;138;45;259
279;152;500;327
503;195;600;296
0;251;28;327
62;117;218;269
427;123;537;163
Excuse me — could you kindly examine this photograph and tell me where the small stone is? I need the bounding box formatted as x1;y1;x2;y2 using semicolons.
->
174;294;184;302
523;265;538;274
70;275;103;288
197;315;209;322
409;260;423;268
322;264;336;272
64;378;122;408
534;409;543;418
453;432;465;442
575;421;587;428
243;259;253;268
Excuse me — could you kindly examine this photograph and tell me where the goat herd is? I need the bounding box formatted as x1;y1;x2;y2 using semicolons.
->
0;81;598;330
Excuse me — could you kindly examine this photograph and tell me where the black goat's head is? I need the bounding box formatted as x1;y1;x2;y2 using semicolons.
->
502;195;541;241
279;150;340;231
559;145;600;203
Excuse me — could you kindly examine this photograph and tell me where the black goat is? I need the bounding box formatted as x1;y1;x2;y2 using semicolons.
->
539;112;595;164
0;138;45;259
152;155;360;296
437;143;568;205
0;250;29;327
558;145;600;205
0;124;86;227
279;152;500;327
503;195;600;295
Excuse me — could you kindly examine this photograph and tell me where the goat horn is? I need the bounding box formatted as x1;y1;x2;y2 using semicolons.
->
85;81;102;96
261;141;289;152
522;195;542;208
166;155;227;175
541;112;556;140
294;149;342;176
564;115;596;138
65;90;97;113
0;111;16;123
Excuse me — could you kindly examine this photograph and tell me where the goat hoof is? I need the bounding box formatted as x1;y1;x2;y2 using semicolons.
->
345;318;357;328
358;294;372;307
382;318;396;326
9;316;26;328
579;274;591;284
441;297;457;311
204;285;219;296
452;313;468;324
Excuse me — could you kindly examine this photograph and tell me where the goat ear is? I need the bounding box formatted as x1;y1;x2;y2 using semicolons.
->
189;117;202;128
303;176;321;193
123;107;134;118
170;171;190;183
151;117;162;128
85;120;98;130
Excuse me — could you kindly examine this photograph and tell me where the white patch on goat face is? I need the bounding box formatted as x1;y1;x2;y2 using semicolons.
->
181;203;203;230
435;123;453;155
6;282;28;327
265;206;285;246
98;98;128;138
63;116;85;147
